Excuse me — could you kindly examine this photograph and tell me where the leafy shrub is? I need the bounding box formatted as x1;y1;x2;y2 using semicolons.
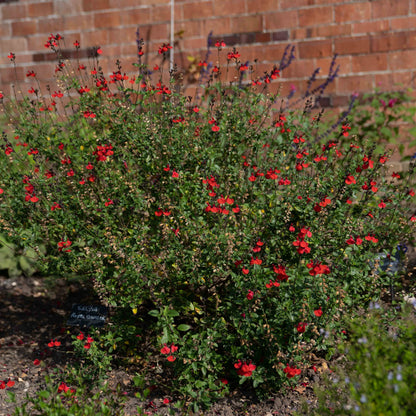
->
298;302;416;415
0;35;415;408
347;88;416;156
9;367;124;416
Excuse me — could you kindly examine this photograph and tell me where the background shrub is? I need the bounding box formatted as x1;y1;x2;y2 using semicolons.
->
0;36;415;407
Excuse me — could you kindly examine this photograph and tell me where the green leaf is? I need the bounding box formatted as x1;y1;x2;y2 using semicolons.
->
166;309;180;317
177;324;191;332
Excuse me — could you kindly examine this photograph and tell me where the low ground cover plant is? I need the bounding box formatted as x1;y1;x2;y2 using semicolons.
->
0;34;415;412
298;302;416;416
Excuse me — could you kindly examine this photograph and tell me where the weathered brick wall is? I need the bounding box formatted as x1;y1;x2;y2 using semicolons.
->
0;0;415;107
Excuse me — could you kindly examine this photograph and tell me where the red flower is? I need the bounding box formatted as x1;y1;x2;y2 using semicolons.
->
0;379;15;389
160;344;170;355
167;355;176;362
58;240;72;252
57;382;70;393
51;202;61;211
242;267;249;275
296;322;307;333
77;332;84;341
163;398;170;404
306;261;330;276
246;290;254;300
346;236;355;245
273;264;289;281
48;339;61;347
234;360;256;377
84;343;91;349
314;307;323;317
345;175;356;185
172;170;179;178
250;257;262;265
284;364;301;378
33;359;41;366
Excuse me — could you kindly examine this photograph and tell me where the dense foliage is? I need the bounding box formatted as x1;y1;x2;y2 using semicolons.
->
1;35;415;410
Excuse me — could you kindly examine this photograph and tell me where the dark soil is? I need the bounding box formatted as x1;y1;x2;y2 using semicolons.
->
0;274;345;415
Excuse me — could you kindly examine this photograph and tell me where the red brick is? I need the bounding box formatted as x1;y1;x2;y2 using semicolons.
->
282;58;316;78
12;21;38;37
151;5;173;22
121;43;139;56
337;74;375;93
372;0;409;19
175;20;203;38
28;2;54;17
108;27;138;45
298;6;333;27
247;0;279;13
352;20;389;35
230;15;262;33
370;32;408;53
213;0;246;16
390;16;416;30
120;8;152;26
180;37;208;52
406;30;416;48
54;0;83;15
291;28;309;40
264;10;298;30
389;50;416;70
63;15;91;31
94;11;121;28
391;70;414;86
351;53;388;73
313;24;352;38
82;0;110;12
27;35;49;52
183;1;214;20
335;2;371;23
315;55;352;77
201;17;231;36
0;23;11;37
35;18;65;35
0;67;24;83
80;29;110;46
109;0;169;6
334;36;370;55
280;0;316;9
0;37;28;55
298;40;332;59
136;23;170;42
2;4;27;20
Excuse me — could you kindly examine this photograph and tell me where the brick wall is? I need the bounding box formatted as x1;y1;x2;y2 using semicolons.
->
0;0;416;108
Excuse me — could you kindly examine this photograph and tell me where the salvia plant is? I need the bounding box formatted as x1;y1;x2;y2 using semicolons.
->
0;33;415;409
